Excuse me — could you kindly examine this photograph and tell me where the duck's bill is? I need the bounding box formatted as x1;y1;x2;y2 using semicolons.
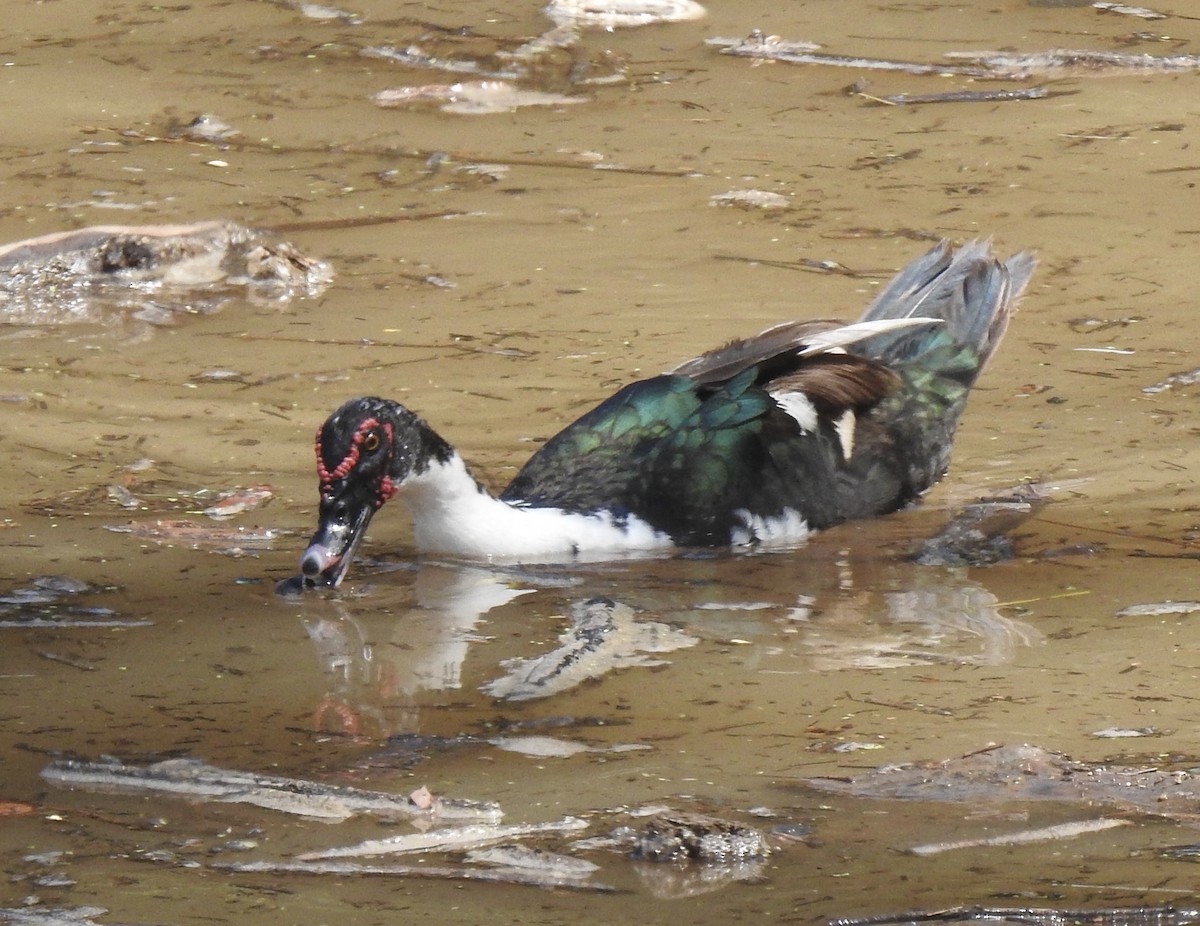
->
299;500;376;588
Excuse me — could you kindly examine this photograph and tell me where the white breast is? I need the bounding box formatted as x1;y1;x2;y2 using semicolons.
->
401;454;675;561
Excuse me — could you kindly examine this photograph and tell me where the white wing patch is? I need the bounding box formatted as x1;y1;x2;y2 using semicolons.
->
835;409;856;460
770;391;817;432
773;394;856;459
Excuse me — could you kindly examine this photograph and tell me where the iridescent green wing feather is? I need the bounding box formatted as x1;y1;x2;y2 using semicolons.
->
500;374;708;512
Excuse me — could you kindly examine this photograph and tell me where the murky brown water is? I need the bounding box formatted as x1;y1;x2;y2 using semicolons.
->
5;0;1200;922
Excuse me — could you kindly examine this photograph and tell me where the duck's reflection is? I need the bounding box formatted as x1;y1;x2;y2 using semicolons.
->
300;563;536;736
789;579;1041;670
295;556;1041;738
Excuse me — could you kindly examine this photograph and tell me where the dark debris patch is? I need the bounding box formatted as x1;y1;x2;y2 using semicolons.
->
628;811;770;863
0;576;140;629
914;490;1045;567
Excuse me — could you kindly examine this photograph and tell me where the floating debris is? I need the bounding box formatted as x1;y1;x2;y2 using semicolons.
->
0;575;92;603
105;519;281;549
0;576;134;629
358;716;633;772
369;81;585;116
0;614;141;630
365;25;628;86
864;87;1058;106
214;857;614;891
545;0;705;28
708;33;820;56
168;113;241;144
1115;600;1200;617
105;484;143;510
0;908;130;926
806;743;1200;820
710;189;790;210
915;493;1041;566
486;734;650;758
833;741;884;753
910;818;1130;856
1069;314;1143;335
276;0;362;23
371;26;630;89
943;47;1200;77
25;461;218;521
42;757;502;822
362;45;521;80
1092;727;1160;738
711;32;1200;79
503;23;584;64
465;844;600;877
456;162;511;182
1144;367;1200;394
372;81;586;115
482;597;698;701
829;904;1200;926
709;33;990;77
487;735;592;758
0;222;332;326
296;817;587;860
190;369;247;383
629;811;770;863
1092;1;1167;19
202;485;274;520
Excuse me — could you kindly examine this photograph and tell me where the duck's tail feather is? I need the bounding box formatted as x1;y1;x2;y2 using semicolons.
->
845;240;1036;503
855;239;1036;381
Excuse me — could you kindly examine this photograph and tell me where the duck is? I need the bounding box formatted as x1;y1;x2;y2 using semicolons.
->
295;239;1035;587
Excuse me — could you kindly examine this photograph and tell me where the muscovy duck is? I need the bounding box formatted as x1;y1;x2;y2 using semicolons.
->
297;239;1034;585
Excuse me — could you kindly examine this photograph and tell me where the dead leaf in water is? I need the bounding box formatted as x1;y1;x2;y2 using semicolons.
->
105;518;282;548
202;485;274;520
373;81;587;115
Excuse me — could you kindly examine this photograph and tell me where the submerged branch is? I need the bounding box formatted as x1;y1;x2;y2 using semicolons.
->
214;857;615;892
711;32;1200;80
42;757;502;822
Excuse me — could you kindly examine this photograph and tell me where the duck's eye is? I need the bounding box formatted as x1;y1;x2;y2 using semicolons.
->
362;431;381;452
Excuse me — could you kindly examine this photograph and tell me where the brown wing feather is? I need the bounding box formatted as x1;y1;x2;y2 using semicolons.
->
667;319;846;384
768;354;900;415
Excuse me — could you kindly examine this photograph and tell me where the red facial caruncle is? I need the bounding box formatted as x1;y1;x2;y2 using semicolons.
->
315;417;398;508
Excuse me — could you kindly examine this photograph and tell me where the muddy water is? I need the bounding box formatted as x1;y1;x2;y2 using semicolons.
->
4;0;1200;922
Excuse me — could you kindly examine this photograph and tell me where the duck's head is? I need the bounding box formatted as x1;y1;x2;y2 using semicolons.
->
298;396;446;587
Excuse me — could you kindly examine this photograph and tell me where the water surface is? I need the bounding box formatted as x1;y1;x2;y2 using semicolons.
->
4;0;1200;922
